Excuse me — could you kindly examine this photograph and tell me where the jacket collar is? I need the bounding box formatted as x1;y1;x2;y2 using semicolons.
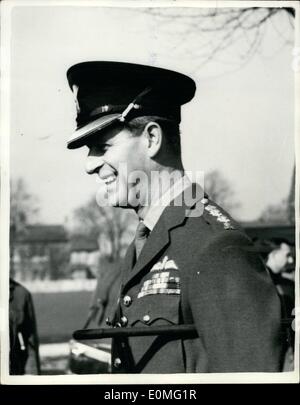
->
143;174;192;232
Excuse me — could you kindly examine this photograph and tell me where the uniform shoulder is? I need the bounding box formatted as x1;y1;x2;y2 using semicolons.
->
187;196;242;233
200;197;240;230
10;279;31;299
180;197;251;257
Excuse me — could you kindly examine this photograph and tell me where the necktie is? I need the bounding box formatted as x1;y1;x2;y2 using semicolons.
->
135;221;149;260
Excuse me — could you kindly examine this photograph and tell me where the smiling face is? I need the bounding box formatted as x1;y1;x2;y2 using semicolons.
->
85;124;149;208
274;243;294;271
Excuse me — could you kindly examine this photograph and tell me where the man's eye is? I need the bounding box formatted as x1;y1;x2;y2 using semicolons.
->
86;141;111;154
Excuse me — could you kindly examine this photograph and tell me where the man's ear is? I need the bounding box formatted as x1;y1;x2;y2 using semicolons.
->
143;122;163;158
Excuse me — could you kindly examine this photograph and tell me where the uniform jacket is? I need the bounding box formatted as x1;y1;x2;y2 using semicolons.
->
9;279;40;375
111;184;283;373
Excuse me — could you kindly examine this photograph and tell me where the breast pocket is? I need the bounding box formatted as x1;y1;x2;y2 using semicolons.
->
130;268;181;327
126;294;185;373
129;294;181;328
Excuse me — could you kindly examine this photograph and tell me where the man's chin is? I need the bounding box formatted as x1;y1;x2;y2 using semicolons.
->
107;195;129;208
106;188;140;209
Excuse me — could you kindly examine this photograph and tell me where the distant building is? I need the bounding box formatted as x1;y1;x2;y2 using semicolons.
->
70;235;100;278
12;225;69;281
243;223;295;246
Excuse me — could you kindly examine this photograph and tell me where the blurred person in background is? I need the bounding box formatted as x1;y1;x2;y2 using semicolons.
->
255;238;295;371
69;260;122;374
85;260;122;330
266;239;295;318
9;278;41;375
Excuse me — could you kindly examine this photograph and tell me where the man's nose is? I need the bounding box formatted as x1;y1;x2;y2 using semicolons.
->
85;155;104;175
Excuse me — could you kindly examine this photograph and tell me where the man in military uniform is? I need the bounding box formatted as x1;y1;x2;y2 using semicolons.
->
66;62;283;373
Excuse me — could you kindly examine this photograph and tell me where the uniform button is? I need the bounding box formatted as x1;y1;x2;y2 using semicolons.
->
143;314;151;323
123;295;132;307
120;316;128;327
114;358;122;368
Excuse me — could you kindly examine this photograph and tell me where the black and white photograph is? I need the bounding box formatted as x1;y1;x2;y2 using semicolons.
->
0;0;299;384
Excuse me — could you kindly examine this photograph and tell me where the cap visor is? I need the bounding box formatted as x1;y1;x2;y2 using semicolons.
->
67;113;121;149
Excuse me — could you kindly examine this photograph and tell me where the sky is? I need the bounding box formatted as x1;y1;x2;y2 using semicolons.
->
8;4;295;226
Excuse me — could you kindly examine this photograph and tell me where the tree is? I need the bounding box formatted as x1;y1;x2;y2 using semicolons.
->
10;178;39;275
204;170;239;213
73;197;137;262
257;163;295;225
287;166;296;224
140;6;295;223
258;198;294;225
10;178;39;233
141;7;294;69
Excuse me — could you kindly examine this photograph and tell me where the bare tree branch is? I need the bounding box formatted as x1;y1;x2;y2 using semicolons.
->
73;198;137;261
137;7;293;69
204;170;240;213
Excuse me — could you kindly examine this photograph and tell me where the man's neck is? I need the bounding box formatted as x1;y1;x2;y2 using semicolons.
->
137;167;185;221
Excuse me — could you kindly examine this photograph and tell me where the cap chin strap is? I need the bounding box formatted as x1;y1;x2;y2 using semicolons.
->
119;86;152;122
119;102;140;122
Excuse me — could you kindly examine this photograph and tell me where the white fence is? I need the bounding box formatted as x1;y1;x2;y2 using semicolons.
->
22;279;97;293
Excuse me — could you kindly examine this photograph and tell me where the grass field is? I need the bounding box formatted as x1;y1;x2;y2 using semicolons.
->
32;290;93;343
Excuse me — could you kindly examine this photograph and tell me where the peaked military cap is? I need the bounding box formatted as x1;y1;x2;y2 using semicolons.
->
66;61;196;149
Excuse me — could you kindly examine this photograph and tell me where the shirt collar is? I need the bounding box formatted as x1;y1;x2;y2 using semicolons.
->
143;174;191;232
